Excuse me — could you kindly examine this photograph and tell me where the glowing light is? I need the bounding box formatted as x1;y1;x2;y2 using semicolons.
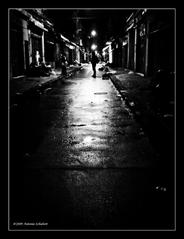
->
91;30;97;37
91;44;97;51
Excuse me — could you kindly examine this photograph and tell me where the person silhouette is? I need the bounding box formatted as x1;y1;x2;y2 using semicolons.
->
60;53;67;77
91;51;98;78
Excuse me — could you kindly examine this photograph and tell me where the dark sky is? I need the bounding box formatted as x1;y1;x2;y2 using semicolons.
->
44;9;133;51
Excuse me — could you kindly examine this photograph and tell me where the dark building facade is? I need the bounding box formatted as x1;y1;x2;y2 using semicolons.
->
124;9;175;76
9;9;54;77
147;10;175;75
10;9;28;77
106;9;175;77
9;8;85;78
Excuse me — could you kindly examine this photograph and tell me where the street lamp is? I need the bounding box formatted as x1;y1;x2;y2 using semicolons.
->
91;44;97;51
91;30;97;37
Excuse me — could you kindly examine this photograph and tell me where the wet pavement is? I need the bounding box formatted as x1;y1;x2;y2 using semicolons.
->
9;64;175;230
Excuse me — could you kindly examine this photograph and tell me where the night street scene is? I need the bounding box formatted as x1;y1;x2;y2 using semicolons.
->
8;8;176;231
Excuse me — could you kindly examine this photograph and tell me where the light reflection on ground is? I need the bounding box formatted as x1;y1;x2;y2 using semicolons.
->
65;69;115;167
20;64;168;229
82;135;95;145
28;64;157;169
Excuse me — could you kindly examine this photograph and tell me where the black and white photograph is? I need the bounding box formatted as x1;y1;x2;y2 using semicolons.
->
8;8;176;231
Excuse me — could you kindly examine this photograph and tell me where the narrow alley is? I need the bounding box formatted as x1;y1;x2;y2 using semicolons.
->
10;64;174;230
9;8;175;231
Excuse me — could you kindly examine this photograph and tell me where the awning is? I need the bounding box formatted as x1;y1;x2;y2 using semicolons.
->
66;43;75;49
60;34;79;49
60;34;70;43
29;16;48;31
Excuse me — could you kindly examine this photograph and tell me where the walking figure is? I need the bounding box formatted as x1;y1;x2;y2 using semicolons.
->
91;51;99;78
60;53;67;77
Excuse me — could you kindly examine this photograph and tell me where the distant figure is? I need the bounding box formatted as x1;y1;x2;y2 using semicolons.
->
60;53;67;76
35;51;40;66
91;51;99;78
